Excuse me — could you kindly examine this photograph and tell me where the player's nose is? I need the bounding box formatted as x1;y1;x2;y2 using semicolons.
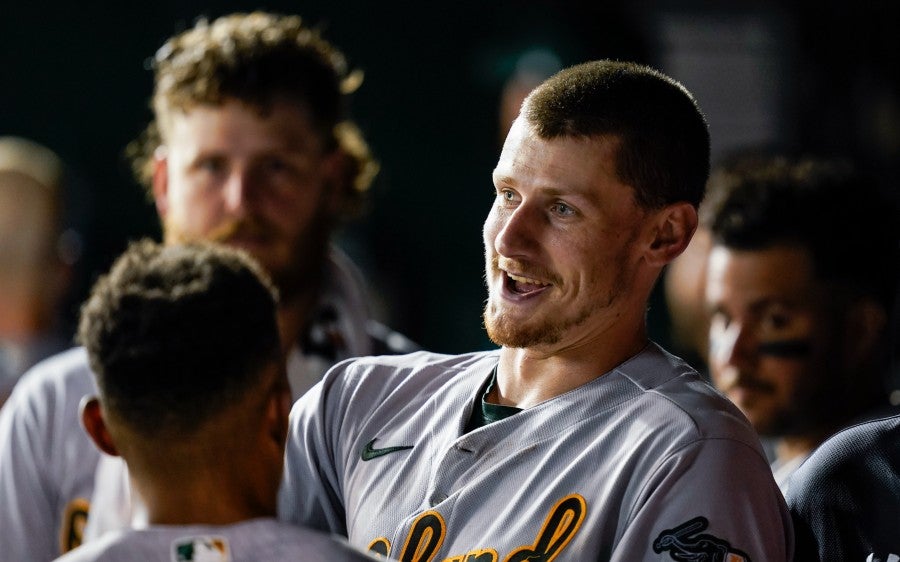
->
720;321;759;370
222;169;259;216
493;202;540;258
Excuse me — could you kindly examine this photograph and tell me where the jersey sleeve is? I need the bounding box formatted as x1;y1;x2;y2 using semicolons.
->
611;437;793;561
0;350;98;561
787;476;835;562
278;359;355;534
785;424;899;562
0;369;68;560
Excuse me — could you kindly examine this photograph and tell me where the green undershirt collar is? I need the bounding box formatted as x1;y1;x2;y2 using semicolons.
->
465;365;522;432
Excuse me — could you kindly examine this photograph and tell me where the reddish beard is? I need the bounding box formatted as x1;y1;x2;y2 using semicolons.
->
481;254;629;349
165;215;330;301
203;216;275;246
482;255;570;348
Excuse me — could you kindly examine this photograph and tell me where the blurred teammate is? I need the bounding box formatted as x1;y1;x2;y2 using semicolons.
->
702;154;898;492
0;137;72;407
0;12;413;560
279;60;791;560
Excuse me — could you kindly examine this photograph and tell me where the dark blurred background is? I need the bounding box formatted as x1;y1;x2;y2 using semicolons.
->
2;0;898;357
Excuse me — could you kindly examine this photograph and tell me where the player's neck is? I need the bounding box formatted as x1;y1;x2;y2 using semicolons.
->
136;467;276;526
277;289;320;353
494;324;648;408
775;434;824;466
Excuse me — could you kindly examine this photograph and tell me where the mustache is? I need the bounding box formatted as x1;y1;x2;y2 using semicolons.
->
205;218;277;245
493;256;561;285
717;370;777;395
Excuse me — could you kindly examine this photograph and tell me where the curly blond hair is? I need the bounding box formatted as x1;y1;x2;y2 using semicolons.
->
129;12;377;219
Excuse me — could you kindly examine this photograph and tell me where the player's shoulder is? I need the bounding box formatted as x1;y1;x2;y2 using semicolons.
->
2;347;94;418
329;349;498;384
786;414;900;561
51;527;126;561
811;412;900;464
615;342;759;444
310;349;498;413
228;519;378;560
55;519;378;562
10;347;93;395
789;412;900;499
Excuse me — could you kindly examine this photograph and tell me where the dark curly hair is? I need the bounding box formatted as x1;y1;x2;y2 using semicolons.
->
77;239;281;438
701;153;899;313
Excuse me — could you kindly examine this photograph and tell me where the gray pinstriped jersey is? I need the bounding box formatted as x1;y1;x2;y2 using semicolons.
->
279;344;793;561
53;518;379;562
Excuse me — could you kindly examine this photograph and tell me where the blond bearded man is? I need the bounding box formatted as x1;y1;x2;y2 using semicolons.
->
0;12;413;560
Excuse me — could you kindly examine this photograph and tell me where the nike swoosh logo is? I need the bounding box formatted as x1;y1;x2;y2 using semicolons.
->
361;438;414;461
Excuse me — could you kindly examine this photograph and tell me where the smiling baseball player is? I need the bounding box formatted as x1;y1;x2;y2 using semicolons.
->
279;60;792;561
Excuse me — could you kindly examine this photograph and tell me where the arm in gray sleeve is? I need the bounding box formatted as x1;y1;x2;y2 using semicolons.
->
278;360;353;534
613;438;794;561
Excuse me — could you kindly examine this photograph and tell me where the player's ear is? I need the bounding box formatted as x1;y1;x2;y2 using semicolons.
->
151;145;170;218
322;147;350;216
79;396;120;457
645;202;698;267
265;369;292;449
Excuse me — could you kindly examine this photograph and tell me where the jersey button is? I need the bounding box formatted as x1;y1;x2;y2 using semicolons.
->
429;492;448;506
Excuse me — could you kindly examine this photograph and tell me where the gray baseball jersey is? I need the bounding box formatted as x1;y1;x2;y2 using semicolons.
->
0;347;97;561
53;518;379;562
279;344;793;561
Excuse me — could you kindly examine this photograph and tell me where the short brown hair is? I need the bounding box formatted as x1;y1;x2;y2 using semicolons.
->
524;60;710;209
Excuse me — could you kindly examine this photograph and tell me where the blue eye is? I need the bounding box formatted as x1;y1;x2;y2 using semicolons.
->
497;189;517;204
551;202;575;216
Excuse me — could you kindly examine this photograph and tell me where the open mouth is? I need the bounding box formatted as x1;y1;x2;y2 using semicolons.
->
504;271;552;297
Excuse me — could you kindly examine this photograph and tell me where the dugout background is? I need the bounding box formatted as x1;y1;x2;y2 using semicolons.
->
1;1;898;385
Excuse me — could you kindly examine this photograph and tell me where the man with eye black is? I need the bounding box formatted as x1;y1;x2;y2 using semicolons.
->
702;151;899;493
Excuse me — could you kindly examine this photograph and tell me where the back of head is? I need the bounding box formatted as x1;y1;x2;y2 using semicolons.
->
523;60;710;209
77;239;281;439
131;11;376;217
701;153;900;316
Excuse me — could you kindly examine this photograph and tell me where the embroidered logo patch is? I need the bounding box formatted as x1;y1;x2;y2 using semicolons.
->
361;438;414;461
653;516;750;561
171;536;231;562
